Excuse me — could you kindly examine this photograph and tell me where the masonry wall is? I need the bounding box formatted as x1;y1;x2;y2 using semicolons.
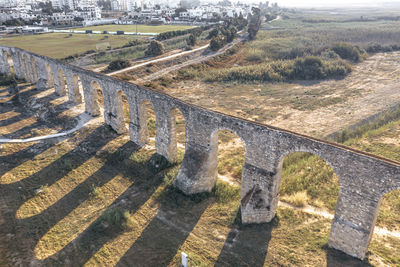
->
1;46;400;260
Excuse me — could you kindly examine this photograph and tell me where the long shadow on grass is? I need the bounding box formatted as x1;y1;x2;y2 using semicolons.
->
215;210;277;266
115;186;212;266
0;112;84;179
326;247;372;267
40;150;173;265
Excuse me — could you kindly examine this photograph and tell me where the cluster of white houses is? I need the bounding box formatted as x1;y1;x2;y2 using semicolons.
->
0;0;269;25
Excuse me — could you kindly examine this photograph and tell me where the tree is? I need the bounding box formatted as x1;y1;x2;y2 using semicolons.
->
145;40;165;56
248;7;262;40
39;1;54;15
207;28;219;39
74;17;84;22
187;34;197;47
210;36;225;51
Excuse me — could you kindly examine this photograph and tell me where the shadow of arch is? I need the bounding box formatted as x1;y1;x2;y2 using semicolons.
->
4;51;15;75
169;107;186;162
46;64;54;88
115;90;130;134
72;74;84;103
211;129;246;186
58;69;67;95
138;100;157;145
89;80;104;116
30;55;38;83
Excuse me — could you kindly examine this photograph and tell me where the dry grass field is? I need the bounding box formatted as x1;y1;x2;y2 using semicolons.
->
0;75;399;266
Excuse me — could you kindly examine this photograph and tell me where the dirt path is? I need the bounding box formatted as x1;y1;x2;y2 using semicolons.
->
106;44;210;76
136;37;245;83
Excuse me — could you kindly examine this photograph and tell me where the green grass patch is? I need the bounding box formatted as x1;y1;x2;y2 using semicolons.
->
0;33;143;59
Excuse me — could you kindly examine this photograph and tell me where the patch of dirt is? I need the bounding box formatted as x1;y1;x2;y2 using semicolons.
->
156;52;400;138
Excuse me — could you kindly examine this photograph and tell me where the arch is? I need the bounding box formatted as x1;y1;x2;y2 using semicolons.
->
211;129;246;186
18;52;24;78
114;90;130;134
30;55;38;83
46;64;54;88
368;188;400;261
89;80;104;116
169;107;186;161
57;69;67;95
278;151;340;211
72;74;84;103
3;51;15;75
138;100;157;145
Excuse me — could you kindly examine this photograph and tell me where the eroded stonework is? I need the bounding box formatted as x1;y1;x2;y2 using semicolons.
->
1;46;399;260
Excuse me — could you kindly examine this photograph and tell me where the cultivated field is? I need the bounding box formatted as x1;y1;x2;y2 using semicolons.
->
0;33;142;59
74;24;194;33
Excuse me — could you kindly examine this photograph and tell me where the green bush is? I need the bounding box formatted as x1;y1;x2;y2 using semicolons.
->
331;43;363;62
145;40;165;56
186;34;197;47
210;36;225;51
292;56;324;80
106;59;131;71
204;57;351;82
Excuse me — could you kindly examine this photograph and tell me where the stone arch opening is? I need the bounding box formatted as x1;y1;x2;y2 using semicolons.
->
72;74;84;103
89;80;104;116
30;55;38;83
114;90;130;134
169;107;186;161
369;188;400;259
18;52;24;77
138;100;157;145
4;51;15;74
278;152;340;211
57;69;67;95
23;54;31;81
212;129;246;186
46;64;54;88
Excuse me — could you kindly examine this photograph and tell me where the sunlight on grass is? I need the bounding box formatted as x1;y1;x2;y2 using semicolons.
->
16;138;128;219
0;110;20;120
34;174;133;260
0;127;96;184
0;142;31;156
83;188;161;266
0;117;36;135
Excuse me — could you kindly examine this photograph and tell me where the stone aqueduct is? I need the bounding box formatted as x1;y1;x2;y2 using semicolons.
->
1;46;400;260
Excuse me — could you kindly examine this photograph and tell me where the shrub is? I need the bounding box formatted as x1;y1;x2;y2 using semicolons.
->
204;57;351;83
107;59;131;71
292;56;324;80
281;191;309;207
210;36;225;51
331;43;362;62
93;208;132;234
145;40;165;56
